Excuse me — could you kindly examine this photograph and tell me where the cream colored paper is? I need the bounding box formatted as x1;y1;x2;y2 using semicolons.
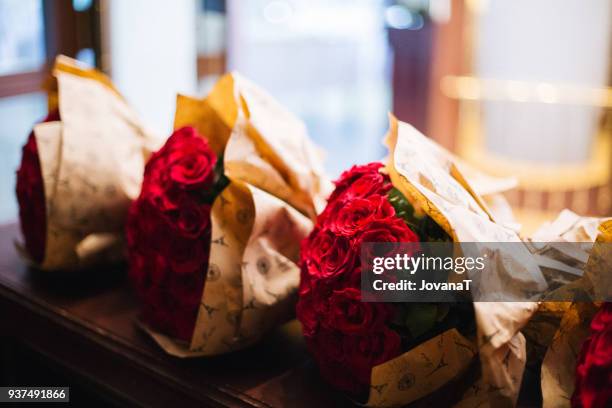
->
142;72;330;356
521;213;608;397
540;302;598;408
451;151;519;231
18;56;160;270
535;219;611;408
453;332;526;408
367;329;477;407
532;209;606;243
368;115;545;407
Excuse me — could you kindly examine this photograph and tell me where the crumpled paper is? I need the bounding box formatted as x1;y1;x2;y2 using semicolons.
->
365;115;545;407
540;301;598;408
524;214;611;408
17;56;161;270
526;210;611;298
143;72;332;356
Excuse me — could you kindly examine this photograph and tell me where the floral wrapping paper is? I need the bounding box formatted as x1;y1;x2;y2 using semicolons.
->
142;72;332;356
17;56;161;270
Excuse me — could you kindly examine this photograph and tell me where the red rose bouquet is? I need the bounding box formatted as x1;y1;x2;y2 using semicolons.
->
298;116;547;406
127;72;330;356
127;126;227;341
298;163;475;400
572;302;612;408
15;56;159;270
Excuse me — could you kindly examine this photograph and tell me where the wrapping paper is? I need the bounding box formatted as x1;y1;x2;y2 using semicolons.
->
143;73;331;356
366;115;545;407
526;216;611;408
540;302;598;408
523;211;610;350
531;209;605;243
368;328;478;407
17;56;160;270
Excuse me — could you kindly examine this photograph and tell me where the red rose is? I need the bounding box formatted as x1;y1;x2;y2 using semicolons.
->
140;144;175;211
167;127;216;190
318;162;392;227
164;234;210;275
173;195;212;239
327;162;391;203
296;288;320;337
302;229;357;281
128;251;168;297
141;286;200;342
141;172;178;212
325;287;394;335
127;126;221;342
127;197;174;253
16;110;61;263
357;218;420;277
345;327;402;387
326;194;396;237
297;257;336;337
357;218;419;245
297;161;424;398
572;302;612;408
141;127;217;212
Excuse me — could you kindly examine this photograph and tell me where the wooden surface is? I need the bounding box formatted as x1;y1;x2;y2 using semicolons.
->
0;223;350;408
0;223;542;407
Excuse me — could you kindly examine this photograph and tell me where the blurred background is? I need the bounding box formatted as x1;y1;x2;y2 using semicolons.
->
0;0;610;230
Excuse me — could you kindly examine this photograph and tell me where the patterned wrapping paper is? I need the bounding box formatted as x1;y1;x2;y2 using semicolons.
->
17;56;161;271
363;115;546;407
522;214;611;408
540;301;598;408
143;72;332;356
368;328;478;407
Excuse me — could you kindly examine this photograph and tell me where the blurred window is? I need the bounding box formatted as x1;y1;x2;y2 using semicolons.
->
475;0;611;164
0;0;100;222
0;0;47;223
0;0;46;76
440;0;612;217
226;0;391;176
0;93;46;223
196;0;227;90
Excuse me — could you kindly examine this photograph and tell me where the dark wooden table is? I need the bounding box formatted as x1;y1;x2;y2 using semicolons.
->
0;223;543;408
0;223;351;407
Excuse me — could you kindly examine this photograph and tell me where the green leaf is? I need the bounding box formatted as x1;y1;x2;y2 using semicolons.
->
201;154;230;205
387;187;451;242
403;303;439;338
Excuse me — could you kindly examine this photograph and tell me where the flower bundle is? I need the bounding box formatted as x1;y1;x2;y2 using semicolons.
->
298;116;547;406
126;126;226;341
15;56;159;270
298;162;472;397
127;73;330;356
